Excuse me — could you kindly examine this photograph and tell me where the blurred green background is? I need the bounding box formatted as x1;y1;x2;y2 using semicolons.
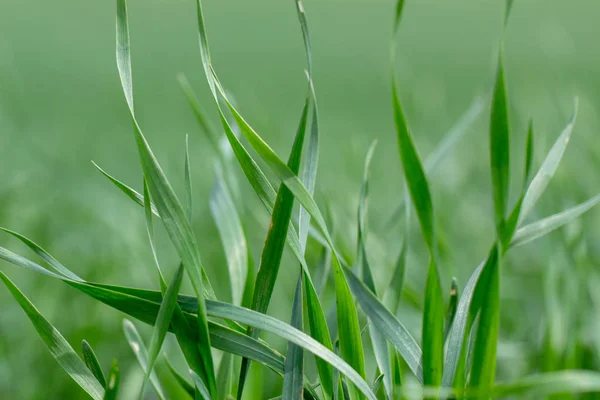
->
2;0;600;398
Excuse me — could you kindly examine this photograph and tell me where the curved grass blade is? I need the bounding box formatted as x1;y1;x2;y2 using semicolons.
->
82;340;107;388
116;0;216;394
122;319;167;400
210;163;248;306
0;227;83;282
511;193;600;247
422;258;444;388
518;99;578;225
92;161;159;216
104;360;120;400
505;0;515;26
282;274;305;400
523;120;534;189
489;49;510;238
0;271;105;400
141;264;185;399
191;370;213;400
345;269;423;382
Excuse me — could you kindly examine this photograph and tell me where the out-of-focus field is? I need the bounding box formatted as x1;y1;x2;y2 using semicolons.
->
2;0;600;398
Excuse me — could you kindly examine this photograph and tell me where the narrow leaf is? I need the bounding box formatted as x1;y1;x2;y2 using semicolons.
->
0;271;105;400
104;360;120;400
443;279;459;341
217;353;234;400
82;340;107;388
191;369;213;400
184;135;193;222
282;274;305;400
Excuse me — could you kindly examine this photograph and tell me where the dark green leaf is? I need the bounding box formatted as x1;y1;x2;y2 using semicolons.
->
82;340;107;388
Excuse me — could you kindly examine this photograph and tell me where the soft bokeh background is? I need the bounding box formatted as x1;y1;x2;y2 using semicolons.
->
2;0;600;398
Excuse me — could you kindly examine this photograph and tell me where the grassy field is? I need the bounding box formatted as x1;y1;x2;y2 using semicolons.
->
2;0;600;398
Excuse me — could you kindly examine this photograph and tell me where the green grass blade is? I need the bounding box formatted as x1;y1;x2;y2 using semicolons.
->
122;319;167;400
141;264;185;399
383;239;407;314
92;161;159;216
238;91;310;398
511;193;600;247
103;360;120;400
393;0;406;32
184;135;193;222
443;279;459;341
505;0;515;26
115;0;216;393
518;99;578;225
422;258;444;388
489;49;510;238
282;274;305;400
191;370;213;400
442;246;498;387
209;163;248;306
82;340;107;388
523;120;534;189
0;227;83;282
0;271;105;400
166;359;196;398
467;243;500;397
345;269;423;382
217;353;234;400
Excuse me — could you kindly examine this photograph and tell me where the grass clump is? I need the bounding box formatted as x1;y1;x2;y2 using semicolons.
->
2;0;600;399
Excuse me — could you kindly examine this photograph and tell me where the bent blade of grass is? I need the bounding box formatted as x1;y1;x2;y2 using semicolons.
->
518;99;578;225
210;163;248;306
511;193;600;247
345;269;423;382
92;161;159;216
82;340;107;388
283;273;305;400
122;319;167;400
141;264;185;399
489;49;510;238
0;227;83;282
467;243;500;397
191;370;213;400
116;0;216;393
167;359;196;398
0;271;105;400
104;360;120;400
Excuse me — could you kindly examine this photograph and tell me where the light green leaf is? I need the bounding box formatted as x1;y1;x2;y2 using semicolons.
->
191;369;213;400
511;193;600;247
122;319;167;400
217;353;234;400
0;271;105;400
518;99;578;225
184;135;193;222
166;359;196;398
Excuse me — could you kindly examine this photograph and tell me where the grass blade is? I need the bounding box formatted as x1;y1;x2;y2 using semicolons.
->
141;264;185;398
217;353;234;400
492;370;600;398
383;238;408;315
166;359;196;398
209;163;248;306
518;99;578;225
511;194;600;247
489;49;510;238
122;319;167;400
282;274;305;400
0;271;105;400
116;0;216;393
191;370;213;400
82;340;107;388
523;120;534;189
422;258;445;388
345;269;423;382
467;244;500;397
184;135;193;222
104;360;120;400
443;279;459;341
